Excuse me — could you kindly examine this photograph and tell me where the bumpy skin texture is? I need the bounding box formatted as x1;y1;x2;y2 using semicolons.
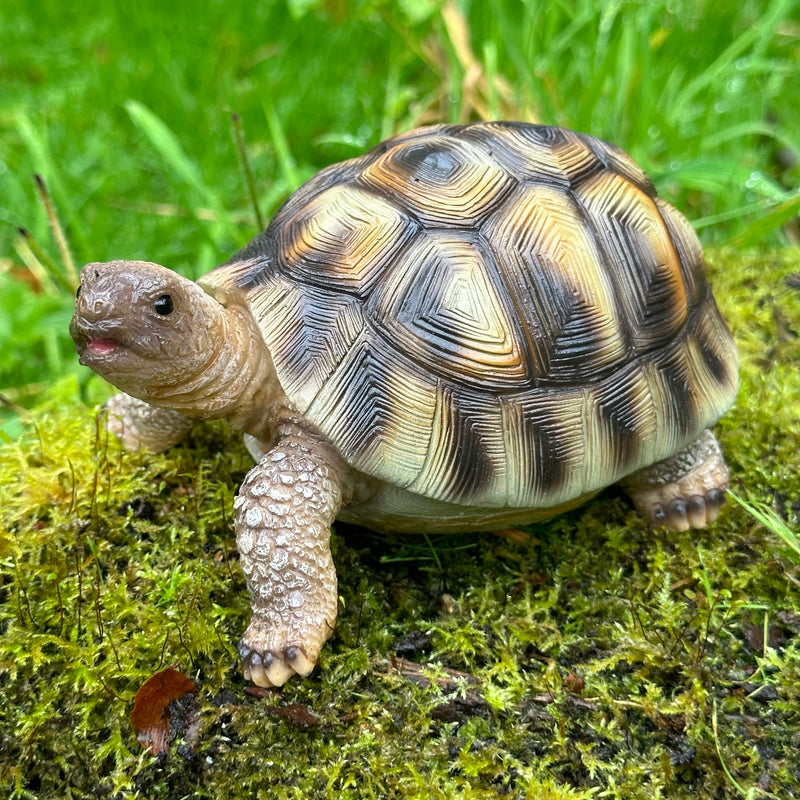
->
104;393;195;452
70;122;740;688
234;438;341;687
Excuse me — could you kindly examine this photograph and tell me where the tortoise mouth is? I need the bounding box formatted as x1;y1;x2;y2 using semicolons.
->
70;312;134;360
75;337;129;371
86;338;121;356
71;322;133;370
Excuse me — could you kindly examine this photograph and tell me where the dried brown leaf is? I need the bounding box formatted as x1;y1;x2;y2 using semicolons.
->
130;667;197;755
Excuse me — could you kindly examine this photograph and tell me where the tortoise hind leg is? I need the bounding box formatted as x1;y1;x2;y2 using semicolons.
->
619;429;729;532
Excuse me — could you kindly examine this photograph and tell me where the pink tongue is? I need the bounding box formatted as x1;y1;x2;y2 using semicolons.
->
87;338;119;355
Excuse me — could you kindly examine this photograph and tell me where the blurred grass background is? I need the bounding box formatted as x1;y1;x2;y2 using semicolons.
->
0;0;798;437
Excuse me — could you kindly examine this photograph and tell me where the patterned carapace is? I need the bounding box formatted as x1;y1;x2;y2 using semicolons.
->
204;122;738;510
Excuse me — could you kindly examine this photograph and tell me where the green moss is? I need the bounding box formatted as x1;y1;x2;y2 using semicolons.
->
1;247;798;799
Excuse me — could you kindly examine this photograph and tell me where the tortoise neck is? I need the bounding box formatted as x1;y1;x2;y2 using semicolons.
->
149;303;284;441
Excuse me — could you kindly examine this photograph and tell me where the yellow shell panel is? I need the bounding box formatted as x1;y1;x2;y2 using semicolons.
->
368;231;528;388
278;183;417;296
361;134;515;227
483;183;628;382
575;172;689;352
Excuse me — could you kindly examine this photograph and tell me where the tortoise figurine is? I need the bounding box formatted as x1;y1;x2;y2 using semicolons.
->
70;122;739;687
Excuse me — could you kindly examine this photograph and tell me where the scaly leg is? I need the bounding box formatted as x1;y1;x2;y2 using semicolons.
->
235;436;341;687
104;392;195;452
619;429;729;532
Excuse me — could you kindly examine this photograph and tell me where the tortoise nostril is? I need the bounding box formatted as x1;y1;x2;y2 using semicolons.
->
86;296;116;320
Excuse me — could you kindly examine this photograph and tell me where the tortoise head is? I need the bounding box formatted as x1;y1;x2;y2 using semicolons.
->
70;260;227;401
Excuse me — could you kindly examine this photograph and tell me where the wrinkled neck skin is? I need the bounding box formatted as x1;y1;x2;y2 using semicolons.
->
139;302;366;501
147;303;284;443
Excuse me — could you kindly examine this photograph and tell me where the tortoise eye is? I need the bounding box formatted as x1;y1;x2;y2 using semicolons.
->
154;294;174;315
76;284;82;298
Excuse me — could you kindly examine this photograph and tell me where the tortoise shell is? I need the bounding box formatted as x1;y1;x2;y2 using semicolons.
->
203;122;738;511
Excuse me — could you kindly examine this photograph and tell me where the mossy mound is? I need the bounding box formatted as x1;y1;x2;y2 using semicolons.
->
1;248;797;799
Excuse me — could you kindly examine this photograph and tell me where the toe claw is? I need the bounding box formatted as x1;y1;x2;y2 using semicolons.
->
285;645;315;677
248;652;268;687
264;655;295;687
241;649;267;687
704;488;726;523
686;495;706;528
652;504;668;524
284;645;300;661
666;499;689;532
668;498;686;518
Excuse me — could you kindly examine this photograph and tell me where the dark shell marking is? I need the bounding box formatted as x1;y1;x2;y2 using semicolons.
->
205;123;738;509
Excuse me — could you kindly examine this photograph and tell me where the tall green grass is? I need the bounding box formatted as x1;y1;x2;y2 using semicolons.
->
0;0;797;430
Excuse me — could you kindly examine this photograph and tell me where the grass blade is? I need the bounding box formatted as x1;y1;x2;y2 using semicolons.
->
262;96;299;191
33;173;77;291
229;112;265;231
15;227;72;295
730;491;799;566
14;110;90;255
727;196;800;247
712;700;753;798
124;100;238;241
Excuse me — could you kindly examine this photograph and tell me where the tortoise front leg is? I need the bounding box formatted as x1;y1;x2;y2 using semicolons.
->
234;436;341;687
619;428;729;532
104;392;195;452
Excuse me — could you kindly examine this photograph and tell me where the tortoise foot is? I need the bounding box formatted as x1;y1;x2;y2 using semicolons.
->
234;438;341;688
103;392;194;452
632;484;727;532
238;626;320;688
621;429;730;532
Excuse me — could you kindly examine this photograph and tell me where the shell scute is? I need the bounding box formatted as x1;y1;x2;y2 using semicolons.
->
500;389;585;506
588;363;658;480
458;122;576;187
277;184;417;296
246;278;365;412
655;197;707;308
575;171;689;352
367;231;527;388
579;133;657;195
482;183;628;382
360;134;515;227
303;334;437;491
409;385;504;505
